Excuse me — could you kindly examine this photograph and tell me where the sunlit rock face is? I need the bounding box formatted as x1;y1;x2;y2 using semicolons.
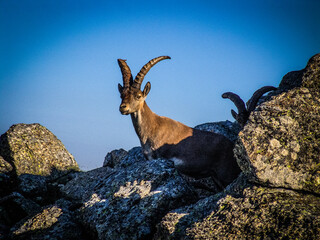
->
156;174;320;240
0;124;81;239
235;53;320;194
61;158;198;240
0;123;79;179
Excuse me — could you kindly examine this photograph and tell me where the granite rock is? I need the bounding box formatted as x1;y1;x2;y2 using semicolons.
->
235;54;320;194
0;124;79;179
62;158;197;240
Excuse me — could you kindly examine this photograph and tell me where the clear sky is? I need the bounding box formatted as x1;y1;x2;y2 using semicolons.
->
1;0;319;170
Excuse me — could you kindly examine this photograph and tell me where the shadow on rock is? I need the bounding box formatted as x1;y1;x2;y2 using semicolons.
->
61;156;199;240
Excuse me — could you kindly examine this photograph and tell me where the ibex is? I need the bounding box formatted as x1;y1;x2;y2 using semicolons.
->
117;56;240;189
222;86;276;127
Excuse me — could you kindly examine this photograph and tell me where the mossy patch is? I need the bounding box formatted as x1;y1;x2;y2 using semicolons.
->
0;124;79;179
186;186;320;239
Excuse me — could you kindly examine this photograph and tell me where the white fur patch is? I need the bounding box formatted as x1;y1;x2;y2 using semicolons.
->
171;157;184;166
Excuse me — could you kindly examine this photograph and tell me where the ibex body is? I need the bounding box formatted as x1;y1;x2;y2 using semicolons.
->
117;56;240;188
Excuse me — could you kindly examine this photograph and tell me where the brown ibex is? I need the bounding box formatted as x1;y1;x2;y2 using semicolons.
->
117;56;240;189
222;86;276;128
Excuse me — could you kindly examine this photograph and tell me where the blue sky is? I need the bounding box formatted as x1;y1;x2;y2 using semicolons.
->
1;0;319;170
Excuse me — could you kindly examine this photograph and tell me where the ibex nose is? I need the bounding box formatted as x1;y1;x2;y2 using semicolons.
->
119;103;129;114
120;103;127;110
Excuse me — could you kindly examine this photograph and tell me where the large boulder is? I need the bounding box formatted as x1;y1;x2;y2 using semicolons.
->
194;120;241;142
103;147;145;169
0;192;41;228
279;53;320;91
0;124;81;239
0;124;79;179
9;200;82;240
61;154;198;240
0;155;15;196
155;174;320;239
235;54;320;194
185;186;320;239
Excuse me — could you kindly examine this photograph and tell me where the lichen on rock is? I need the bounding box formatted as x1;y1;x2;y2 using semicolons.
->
185;185;320;240
0;123;79;179
155;174;320;240
61;157;198;240
11;203;81;240
235;53;320;194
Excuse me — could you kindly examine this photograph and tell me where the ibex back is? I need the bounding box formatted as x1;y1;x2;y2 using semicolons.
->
117;56;240;188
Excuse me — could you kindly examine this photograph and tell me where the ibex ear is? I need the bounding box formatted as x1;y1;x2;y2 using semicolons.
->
118;83;123;93
143;82;151;97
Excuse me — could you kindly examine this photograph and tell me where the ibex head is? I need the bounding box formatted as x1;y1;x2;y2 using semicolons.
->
117;56;171;115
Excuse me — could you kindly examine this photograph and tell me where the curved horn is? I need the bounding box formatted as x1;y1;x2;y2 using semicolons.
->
246;86;277;112
222;92;247;115
118;59;133;88
132;56;171;89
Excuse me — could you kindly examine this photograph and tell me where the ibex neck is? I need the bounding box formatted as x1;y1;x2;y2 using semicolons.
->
130;102;157;145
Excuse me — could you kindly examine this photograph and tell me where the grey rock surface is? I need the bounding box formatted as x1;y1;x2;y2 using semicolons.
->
103;147;145;169
235;53;320;194
194;120;241;142
279;53;320;92
10;201;82;240
18;174;48;199
186;184;320;239
103;148;128;168
62;157;197;240
155;174;320;239
0;124;79;179
0;192;41;229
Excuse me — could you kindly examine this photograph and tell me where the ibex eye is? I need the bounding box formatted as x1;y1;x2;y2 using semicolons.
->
136;94;142;99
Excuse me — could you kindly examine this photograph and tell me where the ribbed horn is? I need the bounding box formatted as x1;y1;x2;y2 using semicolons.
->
118;59;133;88
246;86;276;112
132;56;171;89
222;92;247;115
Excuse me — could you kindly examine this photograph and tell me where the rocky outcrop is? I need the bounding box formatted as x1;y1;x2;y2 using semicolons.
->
0;123;79;179
62;157;197;239
185;186;319;239
155;174;320;239
194;120;241;142
103;147;145;169
155;53;320;239
0;124;81;239
279;53;320;91
235;54;320;194
0;54;319;239
9;200;82;240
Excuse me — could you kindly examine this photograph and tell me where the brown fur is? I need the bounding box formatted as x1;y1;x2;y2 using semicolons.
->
118;56;240;188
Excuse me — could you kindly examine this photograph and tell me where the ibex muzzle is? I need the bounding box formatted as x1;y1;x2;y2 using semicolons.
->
117;56;240;189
